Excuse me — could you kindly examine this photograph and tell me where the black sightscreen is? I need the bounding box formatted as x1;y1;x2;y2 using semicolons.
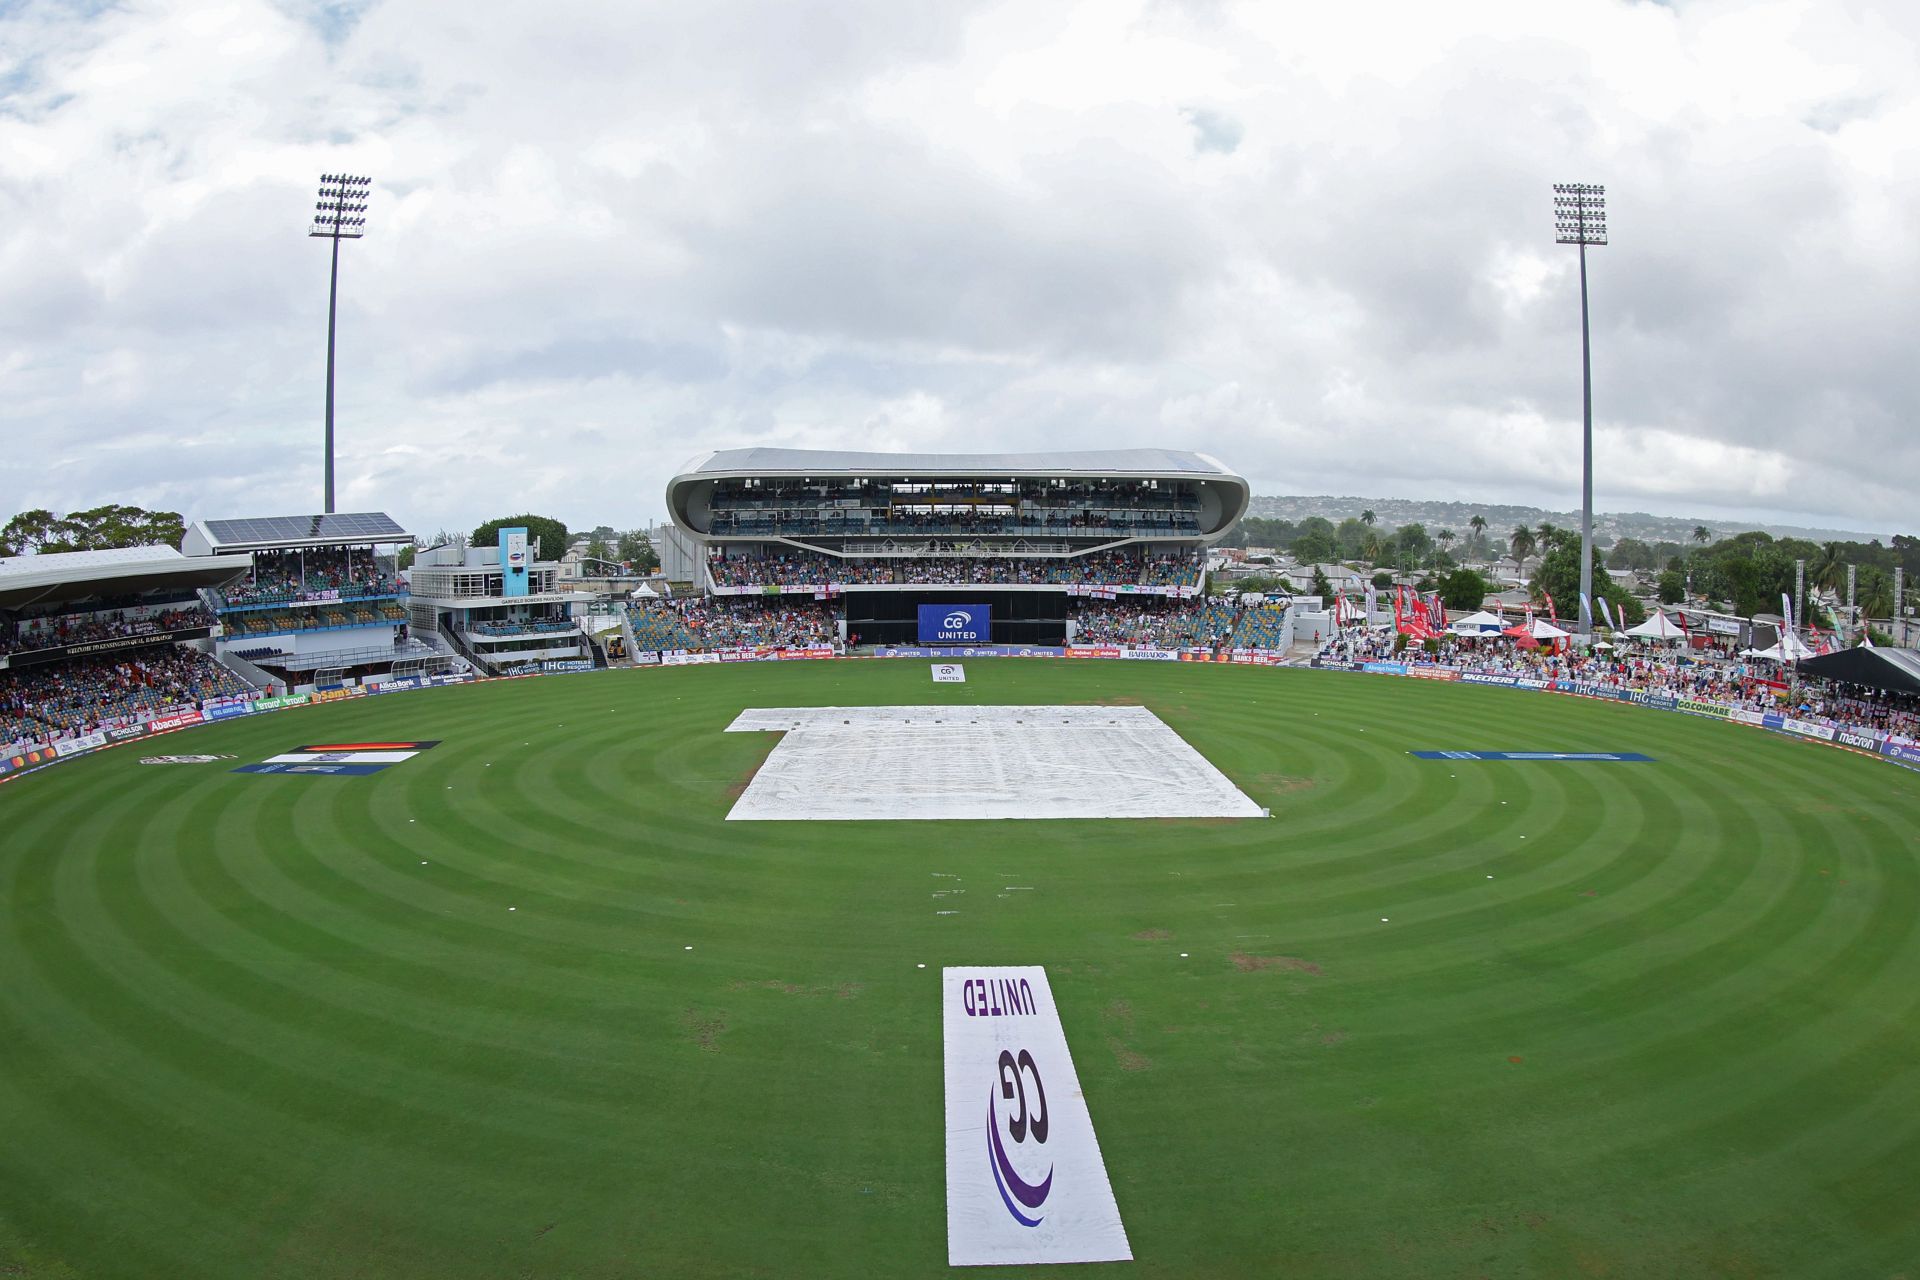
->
842;589;1066;646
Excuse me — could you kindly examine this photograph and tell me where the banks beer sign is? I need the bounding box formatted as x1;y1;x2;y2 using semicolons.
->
942;966;1131;1267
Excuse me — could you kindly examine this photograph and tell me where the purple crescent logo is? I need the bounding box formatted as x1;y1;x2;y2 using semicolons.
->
987;1049;1052;1227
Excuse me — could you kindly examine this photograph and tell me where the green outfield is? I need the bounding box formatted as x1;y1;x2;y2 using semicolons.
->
2;660;1917;1279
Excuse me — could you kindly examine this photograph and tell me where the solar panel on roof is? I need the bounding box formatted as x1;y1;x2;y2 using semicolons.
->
202;512;407;547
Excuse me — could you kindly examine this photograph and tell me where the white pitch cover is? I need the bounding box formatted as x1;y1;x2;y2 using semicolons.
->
943;966;1132;1267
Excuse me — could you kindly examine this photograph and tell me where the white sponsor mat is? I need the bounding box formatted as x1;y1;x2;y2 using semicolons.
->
943;966;1131;1267
724;705;1262;821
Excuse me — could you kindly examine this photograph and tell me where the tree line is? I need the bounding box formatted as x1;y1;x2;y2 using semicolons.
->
0;505;186;556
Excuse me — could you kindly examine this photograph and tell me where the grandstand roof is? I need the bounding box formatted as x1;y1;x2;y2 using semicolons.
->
182;512;410;556
667;447;1251;542
0;545;253;611
1796;645;1920;696
679;447;1239;478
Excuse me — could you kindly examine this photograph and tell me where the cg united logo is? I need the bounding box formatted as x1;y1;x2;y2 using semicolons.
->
944;966;1131;1266
943;611;971;631
987;1049;1052;1226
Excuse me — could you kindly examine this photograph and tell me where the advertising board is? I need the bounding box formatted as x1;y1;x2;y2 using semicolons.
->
919;604;990;645
943;967;1131;1267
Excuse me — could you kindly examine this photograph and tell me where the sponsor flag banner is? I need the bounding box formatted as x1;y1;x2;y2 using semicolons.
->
944;966;1131;1268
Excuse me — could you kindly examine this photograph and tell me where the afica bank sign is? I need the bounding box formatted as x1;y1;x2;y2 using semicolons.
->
919;603;989;645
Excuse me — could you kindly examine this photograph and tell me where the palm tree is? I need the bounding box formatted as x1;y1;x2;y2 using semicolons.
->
1360;509;1376;528
1536;521;1558;550
1436;529;1455;563
1811;541;1847;593
1509;525;1537;576
1361;534;1382;565
1692;525;1712;546
1468;514;1487;557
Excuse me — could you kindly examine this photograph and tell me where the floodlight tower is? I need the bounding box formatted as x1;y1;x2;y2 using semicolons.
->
310;174;371;514
1554;183;1606;638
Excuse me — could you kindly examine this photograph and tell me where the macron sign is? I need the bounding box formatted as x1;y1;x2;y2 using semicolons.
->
943;966;1131;1267
919;604;989;645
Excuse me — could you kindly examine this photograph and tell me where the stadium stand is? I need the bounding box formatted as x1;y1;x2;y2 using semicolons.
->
631;598;838;651
1;647;251;749
706;547;1201;590
665;449;1247;647
183;511;435;688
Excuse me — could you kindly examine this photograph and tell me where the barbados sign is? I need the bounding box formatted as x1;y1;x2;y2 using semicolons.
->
943;966;1130;1267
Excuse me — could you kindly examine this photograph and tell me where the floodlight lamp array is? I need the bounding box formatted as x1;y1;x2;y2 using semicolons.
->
1553;182;1607;246
310;174;372;239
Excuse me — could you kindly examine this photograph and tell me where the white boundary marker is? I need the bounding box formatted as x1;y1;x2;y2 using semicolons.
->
943;966;1131;1267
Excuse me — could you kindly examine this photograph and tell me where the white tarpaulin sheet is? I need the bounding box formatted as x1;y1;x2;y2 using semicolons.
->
943;966;1132;1267
723;705;1263;821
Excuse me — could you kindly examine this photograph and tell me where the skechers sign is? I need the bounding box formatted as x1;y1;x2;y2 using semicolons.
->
943;966;1130;1267
920;604;989;645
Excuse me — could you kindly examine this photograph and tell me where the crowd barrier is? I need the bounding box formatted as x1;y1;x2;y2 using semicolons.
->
0;672;477;784
7;645;1909;786
1307;657;1918;768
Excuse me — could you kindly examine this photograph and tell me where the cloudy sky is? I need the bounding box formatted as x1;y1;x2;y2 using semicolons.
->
1;0;1913;539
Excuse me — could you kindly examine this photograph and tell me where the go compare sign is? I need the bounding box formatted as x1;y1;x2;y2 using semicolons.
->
943;966;1131;1267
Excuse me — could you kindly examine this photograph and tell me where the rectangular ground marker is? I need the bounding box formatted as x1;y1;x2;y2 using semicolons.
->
724;706;1264;820
933;663;967;683
234;741;440;776
943;966;1131;1267
1411;751;1654;762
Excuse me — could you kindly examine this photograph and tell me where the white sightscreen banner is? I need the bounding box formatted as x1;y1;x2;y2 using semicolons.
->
943;966;1132;1268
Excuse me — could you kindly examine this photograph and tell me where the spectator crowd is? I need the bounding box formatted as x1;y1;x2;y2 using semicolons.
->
629;598;838;651
2;647;252;750
1069;597;1291;650
1314;631;1920;745
219;547;400;608
3;606;213;657
707;548;1201;590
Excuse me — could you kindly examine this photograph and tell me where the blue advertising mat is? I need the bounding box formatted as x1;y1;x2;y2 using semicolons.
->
1411;751;1654;762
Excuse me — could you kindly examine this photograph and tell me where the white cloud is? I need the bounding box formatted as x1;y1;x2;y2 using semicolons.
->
0;0;1914;538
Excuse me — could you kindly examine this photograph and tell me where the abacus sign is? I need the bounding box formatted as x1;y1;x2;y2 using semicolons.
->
942;967;1131;1267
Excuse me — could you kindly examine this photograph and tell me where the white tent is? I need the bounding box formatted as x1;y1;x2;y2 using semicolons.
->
628;583;660;599
1448;610;1506;635
1626;611;1688;640
1528;618;1572;640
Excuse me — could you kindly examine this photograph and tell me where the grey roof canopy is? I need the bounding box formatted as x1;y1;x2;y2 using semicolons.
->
682;446;1240;477
1796;646;1920;696
0;546;253;611
184;512;410;556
